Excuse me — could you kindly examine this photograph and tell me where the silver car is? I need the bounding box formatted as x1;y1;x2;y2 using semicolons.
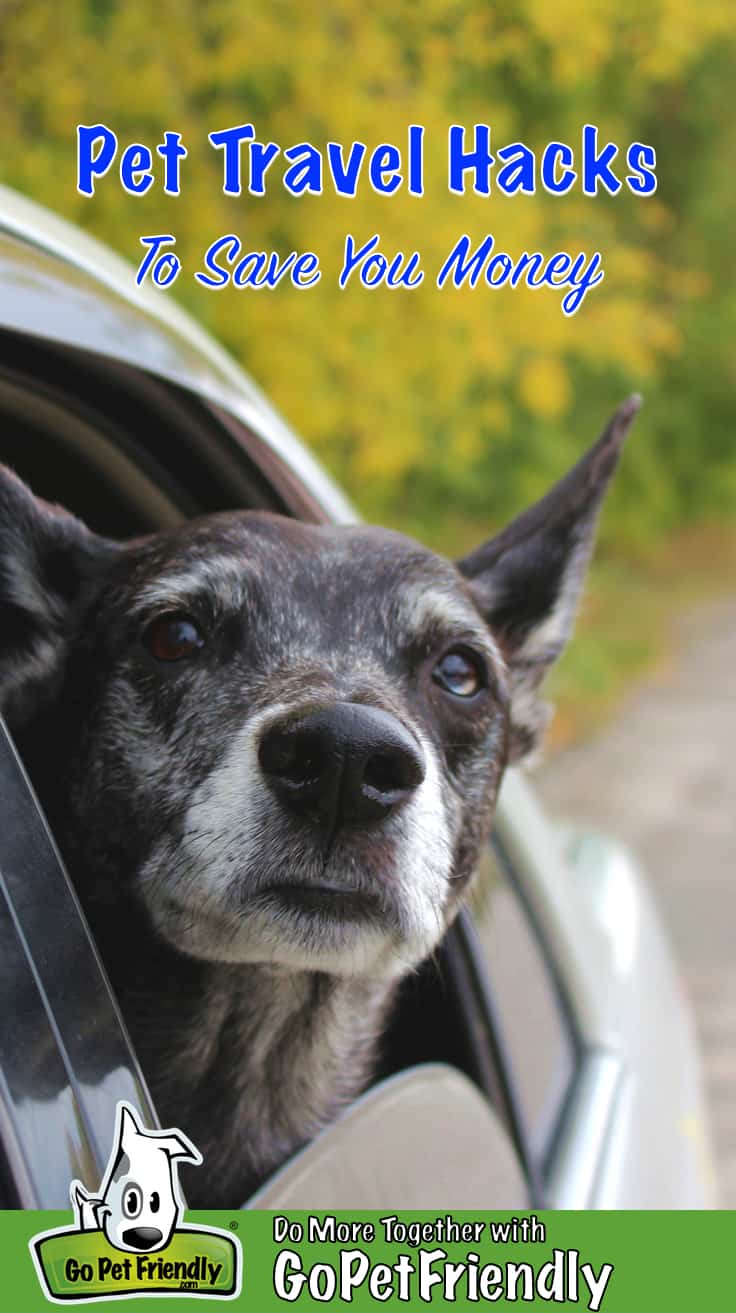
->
0;184;715;1210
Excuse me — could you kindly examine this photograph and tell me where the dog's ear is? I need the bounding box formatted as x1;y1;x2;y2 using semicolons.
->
458;396;640;763
0;466;117;725
156;1131;203;1167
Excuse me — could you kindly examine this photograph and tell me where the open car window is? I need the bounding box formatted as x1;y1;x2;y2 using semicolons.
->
0;333;543;1209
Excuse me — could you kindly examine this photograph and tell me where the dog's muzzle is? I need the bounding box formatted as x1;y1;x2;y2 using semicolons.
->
258;702;425;830
121;1227;164;1250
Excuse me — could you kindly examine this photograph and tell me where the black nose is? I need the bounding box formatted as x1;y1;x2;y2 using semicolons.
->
258;703;426;829
121;1227;164;1250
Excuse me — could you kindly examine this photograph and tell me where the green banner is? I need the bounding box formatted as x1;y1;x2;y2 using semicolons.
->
3;1209;734;1311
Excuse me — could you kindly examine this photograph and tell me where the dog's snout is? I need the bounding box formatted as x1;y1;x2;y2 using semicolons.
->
121;1226;164;1251
259;702;425;828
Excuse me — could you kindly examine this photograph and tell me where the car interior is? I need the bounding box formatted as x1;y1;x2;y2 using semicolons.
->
0;325;581;1207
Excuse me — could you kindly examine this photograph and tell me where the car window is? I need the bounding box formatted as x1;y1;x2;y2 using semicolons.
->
0;342;561;1205
469;837;579;1170
0;330;319;541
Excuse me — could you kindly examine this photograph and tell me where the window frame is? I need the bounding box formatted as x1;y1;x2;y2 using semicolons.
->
476;833;583;1182
0;718;156;1207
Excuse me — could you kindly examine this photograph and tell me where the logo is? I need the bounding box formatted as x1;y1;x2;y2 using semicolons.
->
30;1102;242;1302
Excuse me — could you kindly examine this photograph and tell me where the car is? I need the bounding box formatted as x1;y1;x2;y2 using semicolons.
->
0;182;716;1210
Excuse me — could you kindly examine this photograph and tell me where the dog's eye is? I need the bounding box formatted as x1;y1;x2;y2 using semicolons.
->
149;1191;160;1213
122;1183;142;1219
433;648;485;698
143;613;205;662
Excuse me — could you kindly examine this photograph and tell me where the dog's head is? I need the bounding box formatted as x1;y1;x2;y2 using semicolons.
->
0;399;638;980
71;1102;200;1252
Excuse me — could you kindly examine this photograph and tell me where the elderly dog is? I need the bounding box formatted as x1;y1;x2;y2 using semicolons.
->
0;398;638;1206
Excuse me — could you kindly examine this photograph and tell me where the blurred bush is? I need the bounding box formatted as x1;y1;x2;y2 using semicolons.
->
1;0;735;559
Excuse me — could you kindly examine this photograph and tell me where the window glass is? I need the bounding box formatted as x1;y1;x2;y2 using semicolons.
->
468;838;578;1167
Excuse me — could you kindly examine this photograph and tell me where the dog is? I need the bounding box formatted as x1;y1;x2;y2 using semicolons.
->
0;396;638;1206
71;1103;200;1252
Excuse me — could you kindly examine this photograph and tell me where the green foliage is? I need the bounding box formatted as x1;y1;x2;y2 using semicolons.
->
0;0;734;559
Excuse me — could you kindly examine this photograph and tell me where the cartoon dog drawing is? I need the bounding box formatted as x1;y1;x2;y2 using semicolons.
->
70;1102;202;1253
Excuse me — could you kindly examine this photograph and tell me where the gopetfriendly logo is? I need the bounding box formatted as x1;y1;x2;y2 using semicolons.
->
30;1102;242;1302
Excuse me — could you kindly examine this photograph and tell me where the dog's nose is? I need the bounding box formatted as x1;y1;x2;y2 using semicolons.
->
258;703;426;828
121;1226;164;1250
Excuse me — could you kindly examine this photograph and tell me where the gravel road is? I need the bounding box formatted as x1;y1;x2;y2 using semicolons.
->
537;596;736;1206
